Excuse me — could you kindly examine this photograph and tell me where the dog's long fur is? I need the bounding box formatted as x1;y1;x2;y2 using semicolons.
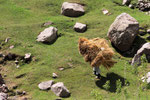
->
78;37;116;69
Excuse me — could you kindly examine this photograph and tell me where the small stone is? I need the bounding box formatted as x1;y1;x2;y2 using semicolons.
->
147;29;150;33
16;65;20;68
102;9;109;15
15;60;19;65
5;37;11;43
141;72;150;84
42;21;53;27
141;76;145;82
24;53;31;60
58;67;64;71
9;45;14;49
129;4;134;9
24;53;32;63
107;13;112;16
52;73;58;78
16;90;26;96
22;91;26;95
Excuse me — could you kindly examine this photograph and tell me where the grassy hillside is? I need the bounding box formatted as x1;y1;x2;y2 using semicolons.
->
0;0;150;99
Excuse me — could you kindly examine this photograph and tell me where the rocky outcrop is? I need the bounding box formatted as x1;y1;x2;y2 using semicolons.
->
137;0;150;11
131;42;150;66
107;13;139;51
61;2;85;17
37;27;58;43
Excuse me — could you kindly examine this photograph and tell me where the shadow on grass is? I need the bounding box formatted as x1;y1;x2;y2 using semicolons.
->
112;36;147;58
95;72;129;93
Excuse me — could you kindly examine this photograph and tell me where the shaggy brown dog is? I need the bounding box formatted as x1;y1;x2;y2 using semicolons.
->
78;37;116;69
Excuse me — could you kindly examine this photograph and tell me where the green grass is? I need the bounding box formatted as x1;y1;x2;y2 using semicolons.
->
0;0;150;100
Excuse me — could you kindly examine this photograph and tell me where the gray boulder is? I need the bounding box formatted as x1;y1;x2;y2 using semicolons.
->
123;0;131;6
61;2;85;17
51;82;70;97
74;22;87;33
0;92;8;100
37;27;58;43
131;43;150;66
107;13;139;51
38;80;54;90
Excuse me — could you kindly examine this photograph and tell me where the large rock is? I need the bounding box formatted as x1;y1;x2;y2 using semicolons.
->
122;0;131;6
73;22;87;33
38;80;54;90
61;2;85;17
37;27;58;43
51;82;70;97
0;92;8;100
107;13;139;51
131;43;150;66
